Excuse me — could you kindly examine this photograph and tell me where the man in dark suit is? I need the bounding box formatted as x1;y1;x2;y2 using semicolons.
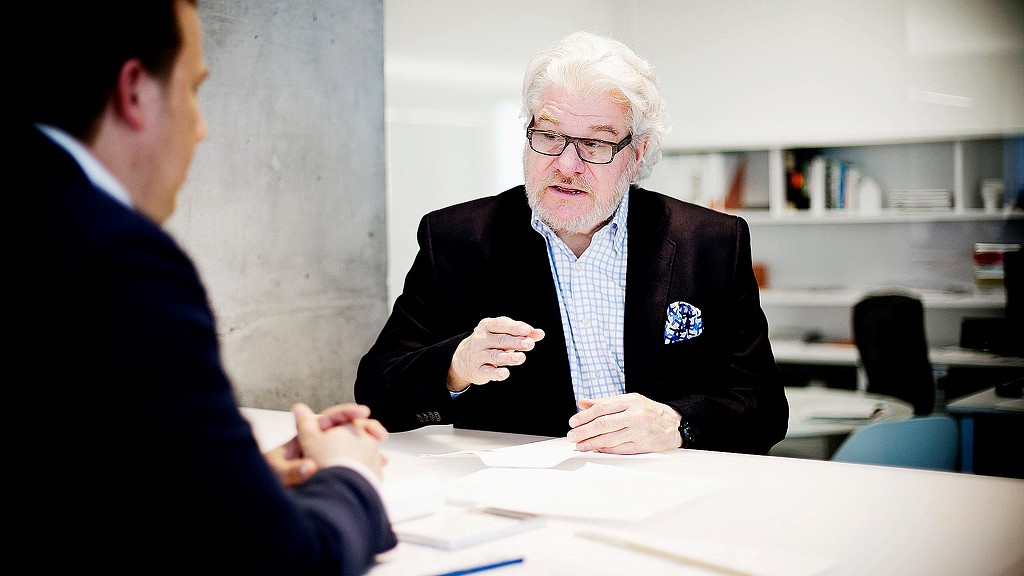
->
355;32;788;455
18;1;396;572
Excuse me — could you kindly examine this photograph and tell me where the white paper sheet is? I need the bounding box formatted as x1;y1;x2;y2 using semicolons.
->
444;462;722;522
372;542;533;576
575;529;835;576
382;476;445;524
423;437;664;468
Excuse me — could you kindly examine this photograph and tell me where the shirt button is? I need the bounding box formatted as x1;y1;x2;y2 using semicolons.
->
581;318;591;327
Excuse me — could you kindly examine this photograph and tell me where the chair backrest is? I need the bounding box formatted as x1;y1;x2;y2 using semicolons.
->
831;415;959;471
1003;249;1023;356
852;293;935;415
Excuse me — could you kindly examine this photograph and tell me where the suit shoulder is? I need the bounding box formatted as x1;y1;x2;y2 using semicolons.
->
425;186;525;219
420;186;528;240
631;186;746;237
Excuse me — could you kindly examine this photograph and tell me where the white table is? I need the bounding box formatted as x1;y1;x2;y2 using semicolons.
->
772;340;1024;370
783;386;914;438
241;407;1024;576
768;387;914;460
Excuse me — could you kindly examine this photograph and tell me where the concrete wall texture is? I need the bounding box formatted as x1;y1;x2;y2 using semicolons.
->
167;0;387;411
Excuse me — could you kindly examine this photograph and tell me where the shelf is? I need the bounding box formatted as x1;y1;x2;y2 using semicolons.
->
661;130;1024;156
760;286;1006;310
737;208;1024;226
647;137;1021;222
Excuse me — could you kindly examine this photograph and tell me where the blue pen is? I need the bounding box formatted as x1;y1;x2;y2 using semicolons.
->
433;557;524;576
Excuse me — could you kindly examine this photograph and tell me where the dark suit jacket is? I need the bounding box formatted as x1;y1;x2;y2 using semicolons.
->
355;186;788;454
16;125;396;573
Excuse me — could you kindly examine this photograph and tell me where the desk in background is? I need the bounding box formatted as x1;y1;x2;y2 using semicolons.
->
772;339;1024;395
946;386;1024;479
772;339;1024;371
240;407;1023;576
770;386;913;460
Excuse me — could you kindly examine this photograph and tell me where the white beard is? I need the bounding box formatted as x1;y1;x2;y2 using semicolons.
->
525;154;636;235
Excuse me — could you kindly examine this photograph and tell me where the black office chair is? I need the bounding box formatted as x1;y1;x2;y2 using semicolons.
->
852;293;936;415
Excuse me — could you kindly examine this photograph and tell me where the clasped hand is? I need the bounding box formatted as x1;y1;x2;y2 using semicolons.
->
567;393;682;454
264;402;389;487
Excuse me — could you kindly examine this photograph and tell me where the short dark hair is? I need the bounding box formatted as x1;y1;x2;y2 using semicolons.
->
25;0;198;141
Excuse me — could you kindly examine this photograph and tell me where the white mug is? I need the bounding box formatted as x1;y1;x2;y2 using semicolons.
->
980;178;1004;213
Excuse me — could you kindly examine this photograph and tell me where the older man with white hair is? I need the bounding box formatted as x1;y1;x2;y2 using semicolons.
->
356;31;788;456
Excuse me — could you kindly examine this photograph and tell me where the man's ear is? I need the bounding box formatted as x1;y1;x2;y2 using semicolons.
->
633;135;648;164
114;60;149;130
630;134;649;181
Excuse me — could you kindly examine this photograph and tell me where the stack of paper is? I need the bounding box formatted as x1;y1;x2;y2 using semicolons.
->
888;189;952;211
804;398;885;420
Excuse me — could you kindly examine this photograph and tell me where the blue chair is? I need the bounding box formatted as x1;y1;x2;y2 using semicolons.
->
830;414;959;471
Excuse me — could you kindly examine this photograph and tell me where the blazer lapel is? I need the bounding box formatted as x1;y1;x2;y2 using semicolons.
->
490;190;564;335
624;188;675;387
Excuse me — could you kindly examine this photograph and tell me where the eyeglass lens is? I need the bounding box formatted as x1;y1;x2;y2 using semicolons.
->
529;131;615;164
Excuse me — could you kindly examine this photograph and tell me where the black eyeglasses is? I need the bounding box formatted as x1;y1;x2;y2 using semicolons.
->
526;128;633;165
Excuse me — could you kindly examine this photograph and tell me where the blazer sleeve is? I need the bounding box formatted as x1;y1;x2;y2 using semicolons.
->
355;212;470;432
44;215;397;574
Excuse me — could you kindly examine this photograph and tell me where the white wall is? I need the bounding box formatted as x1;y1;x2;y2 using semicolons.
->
635;0;1024;150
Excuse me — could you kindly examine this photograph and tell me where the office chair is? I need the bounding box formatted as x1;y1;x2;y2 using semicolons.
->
852;293;936;415
831;414;959;471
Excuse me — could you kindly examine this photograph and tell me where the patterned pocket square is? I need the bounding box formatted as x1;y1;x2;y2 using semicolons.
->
665;301;703;344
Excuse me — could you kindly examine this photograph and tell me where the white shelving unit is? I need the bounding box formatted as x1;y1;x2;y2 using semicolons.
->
644;136;1024;350
739;208;1023;226
648;136;1020;222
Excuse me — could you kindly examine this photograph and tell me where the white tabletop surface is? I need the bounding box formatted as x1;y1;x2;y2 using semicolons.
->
947;386;1024;415
241;407;1024;576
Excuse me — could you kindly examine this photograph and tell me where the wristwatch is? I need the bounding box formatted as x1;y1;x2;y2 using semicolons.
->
678;421;697;449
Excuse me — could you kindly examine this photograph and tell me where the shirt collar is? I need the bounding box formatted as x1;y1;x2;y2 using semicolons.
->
35;123;133;209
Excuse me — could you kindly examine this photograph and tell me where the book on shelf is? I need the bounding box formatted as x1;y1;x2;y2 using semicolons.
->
823;158;862;212
808;156;827;215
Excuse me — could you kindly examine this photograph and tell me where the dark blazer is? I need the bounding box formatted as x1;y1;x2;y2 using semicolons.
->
17;125;396;574
355;186;788;455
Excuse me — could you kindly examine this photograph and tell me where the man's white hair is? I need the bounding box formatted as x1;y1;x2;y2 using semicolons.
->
521;31;670;182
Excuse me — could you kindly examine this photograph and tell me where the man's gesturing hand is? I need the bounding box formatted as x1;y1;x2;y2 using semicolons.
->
447;316;545;392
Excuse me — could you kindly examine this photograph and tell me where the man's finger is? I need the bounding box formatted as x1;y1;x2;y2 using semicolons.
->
359;418;389;442
318;404;372;429
292;403;320;439
569;397;627;428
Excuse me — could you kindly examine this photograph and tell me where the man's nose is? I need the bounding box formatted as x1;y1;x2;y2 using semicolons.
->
555;141;586;173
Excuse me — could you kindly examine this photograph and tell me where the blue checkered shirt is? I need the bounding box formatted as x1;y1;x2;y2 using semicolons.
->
531;189;629;405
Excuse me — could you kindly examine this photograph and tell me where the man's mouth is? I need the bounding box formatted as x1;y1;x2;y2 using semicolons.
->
550;185;586;195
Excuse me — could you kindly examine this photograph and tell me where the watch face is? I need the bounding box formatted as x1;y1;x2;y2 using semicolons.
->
679;422;696;448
